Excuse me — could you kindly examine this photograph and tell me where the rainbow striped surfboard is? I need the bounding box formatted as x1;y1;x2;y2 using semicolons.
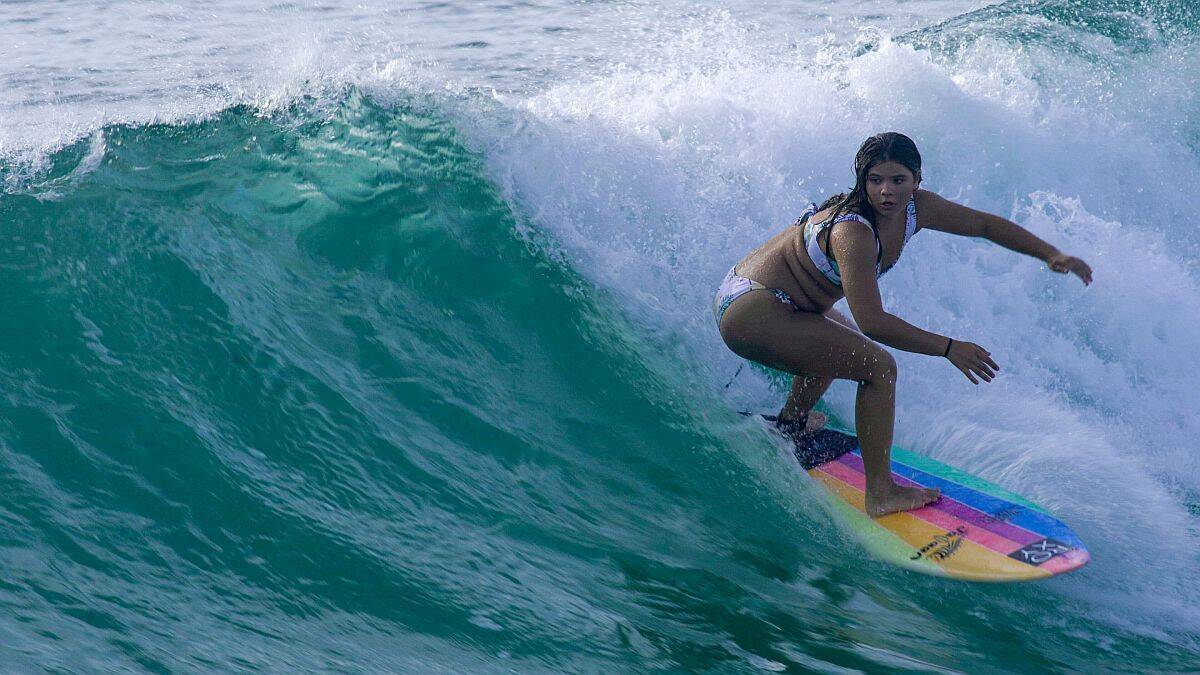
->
763;420;1090;581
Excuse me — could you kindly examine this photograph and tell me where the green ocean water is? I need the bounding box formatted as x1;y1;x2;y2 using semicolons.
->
1;91;1196;671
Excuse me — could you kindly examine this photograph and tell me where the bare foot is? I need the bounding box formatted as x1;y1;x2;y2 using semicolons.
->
773;411;826;444
865;483;940;518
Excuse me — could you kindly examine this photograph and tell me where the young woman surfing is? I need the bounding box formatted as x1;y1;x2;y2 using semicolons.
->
713;132;1092;517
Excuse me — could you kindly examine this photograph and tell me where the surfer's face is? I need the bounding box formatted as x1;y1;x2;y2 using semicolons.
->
865;161;918;216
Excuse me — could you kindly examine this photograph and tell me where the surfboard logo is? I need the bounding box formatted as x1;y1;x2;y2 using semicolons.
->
910;526;967;562
1008;538;1072;566
980;505;1021;525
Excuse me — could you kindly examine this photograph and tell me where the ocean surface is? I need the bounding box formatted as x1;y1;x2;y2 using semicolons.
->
2;0;1199;670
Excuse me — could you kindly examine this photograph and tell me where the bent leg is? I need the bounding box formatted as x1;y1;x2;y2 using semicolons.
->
779;376;829;428
778;306;859;424
719;292;938;517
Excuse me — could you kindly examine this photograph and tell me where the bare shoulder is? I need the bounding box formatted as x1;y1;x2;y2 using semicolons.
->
913;189;987;236
913;189;953;230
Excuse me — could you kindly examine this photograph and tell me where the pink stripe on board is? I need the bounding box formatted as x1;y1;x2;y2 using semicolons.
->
833;453;1044;547
812;461;864;491
903;500;1023;556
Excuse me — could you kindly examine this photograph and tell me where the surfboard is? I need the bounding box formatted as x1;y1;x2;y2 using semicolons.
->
752;415;1090;582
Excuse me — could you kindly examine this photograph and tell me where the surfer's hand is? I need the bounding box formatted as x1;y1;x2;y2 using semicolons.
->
1047;253;1093;285
947;340;998;384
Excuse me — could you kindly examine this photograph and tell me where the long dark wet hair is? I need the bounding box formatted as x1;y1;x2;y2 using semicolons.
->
817;132;923;228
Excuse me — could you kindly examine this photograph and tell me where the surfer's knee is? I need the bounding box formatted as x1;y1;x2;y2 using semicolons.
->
860;350;897;386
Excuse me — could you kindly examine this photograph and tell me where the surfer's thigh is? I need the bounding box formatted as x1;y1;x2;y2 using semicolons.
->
719;291;894;383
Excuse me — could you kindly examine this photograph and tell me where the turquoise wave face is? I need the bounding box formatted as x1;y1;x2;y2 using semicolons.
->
0;92;811;670
2;89;1198;670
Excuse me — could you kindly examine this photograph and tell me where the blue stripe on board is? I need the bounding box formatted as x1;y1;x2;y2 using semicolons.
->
847;449;1086;549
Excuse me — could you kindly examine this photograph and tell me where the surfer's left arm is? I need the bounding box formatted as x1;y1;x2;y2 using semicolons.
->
917;190;1093;285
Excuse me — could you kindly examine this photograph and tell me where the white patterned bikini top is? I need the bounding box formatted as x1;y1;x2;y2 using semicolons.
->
795;196;917;287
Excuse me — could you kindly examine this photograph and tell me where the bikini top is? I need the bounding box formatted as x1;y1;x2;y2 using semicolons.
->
794;196;917;287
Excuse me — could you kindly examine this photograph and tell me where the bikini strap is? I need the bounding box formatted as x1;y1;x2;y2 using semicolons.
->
832;212;872;227
793;202;819;227
903;195;917;243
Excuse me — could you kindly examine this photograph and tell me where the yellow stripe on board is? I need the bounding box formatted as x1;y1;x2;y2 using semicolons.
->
810;470;1052;582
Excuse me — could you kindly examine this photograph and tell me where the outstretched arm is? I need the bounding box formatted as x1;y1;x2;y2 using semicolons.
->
918;190;1093;285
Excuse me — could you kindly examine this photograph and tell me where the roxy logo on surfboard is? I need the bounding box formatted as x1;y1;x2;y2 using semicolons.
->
1008;538;1073;566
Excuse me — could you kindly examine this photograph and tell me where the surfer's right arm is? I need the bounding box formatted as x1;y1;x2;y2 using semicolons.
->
829;220;999;384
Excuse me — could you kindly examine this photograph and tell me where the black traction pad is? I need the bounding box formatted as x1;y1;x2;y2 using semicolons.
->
739;412;860;470
789;428;860;470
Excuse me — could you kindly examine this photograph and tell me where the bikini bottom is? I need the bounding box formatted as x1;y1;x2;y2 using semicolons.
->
711;264;802;328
